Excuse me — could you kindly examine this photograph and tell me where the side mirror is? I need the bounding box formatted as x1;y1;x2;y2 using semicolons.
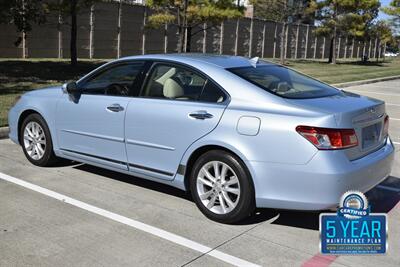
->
62;82;79;94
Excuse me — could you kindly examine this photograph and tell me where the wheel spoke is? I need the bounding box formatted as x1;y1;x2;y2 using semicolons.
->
36;144;44;157
207;194;217;209
198;177;213;188
225;187;239;195
26;143;33;150
37;140;46;145
224;176;238;186
199;189;214;200
219;194;227;213
24;134;33;141
213;162;220;178
222;191;235;208
26;127;34;138
220;164;227;183
33;146;38;158
202;168;216;183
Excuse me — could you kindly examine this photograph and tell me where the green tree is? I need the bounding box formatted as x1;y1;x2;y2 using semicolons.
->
382;0;400;34
146;0;243;53
252;0;312;23
309;0;380;64
368;20;394;61
49;0;100;66
250;0;310;64
0;0;48;46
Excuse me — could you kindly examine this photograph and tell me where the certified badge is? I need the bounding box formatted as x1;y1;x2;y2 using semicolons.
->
320;191;387;254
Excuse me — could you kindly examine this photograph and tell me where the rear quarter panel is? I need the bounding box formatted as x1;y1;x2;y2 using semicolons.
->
181;98;337;166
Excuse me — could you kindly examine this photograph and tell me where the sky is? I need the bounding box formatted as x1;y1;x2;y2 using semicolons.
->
379;0;392;20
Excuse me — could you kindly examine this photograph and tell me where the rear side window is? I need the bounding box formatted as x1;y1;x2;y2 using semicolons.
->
199;80;226;103
228;65;340;99
142;63;226;103
143;64;206;100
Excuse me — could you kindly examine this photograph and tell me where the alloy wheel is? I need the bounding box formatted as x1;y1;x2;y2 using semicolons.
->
23;121;46;160
196;161;241;214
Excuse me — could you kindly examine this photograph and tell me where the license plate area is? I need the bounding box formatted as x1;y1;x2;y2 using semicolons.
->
362;123;381;149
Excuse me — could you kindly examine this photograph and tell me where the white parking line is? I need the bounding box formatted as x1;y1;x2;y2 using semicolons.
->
393;141;400;145
391;118;400;121
0;172;261;267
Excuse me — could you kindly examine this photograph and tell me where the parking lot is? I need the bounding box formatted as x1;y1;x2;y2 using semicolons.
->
0;80;399;267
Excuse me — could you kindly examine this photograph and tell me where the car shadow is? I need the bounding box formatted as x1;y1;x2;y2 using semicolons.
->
72;163;400;230
74;164;191;201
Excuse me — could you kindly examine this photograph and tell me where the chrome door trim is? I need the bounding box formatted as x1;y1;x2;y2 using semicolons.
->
61;129;125;143
126;138;175;151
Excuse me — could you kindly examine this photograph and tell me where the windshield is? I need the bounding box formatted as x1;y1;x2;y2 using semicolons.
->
228;65;341;99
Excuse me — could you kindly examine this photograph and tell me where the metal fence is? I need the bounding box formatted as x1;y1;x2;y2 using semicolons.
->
0;1;384;60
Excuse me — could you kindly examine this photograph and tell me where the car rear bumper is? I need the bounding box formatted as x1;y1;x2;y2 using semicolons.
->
250;137;395;210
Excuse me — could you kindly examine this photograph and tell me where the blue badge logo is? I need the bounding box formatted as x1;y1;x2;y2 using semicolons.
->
320;191;387;254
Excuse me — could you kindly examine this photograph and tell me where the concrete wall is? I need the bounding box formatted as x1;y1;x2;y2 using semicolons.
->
0;2;383;60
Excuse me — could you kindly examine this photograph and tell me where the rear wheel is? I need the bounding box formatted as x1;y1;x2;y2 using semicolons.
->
20;113;59;166
190;150;255;223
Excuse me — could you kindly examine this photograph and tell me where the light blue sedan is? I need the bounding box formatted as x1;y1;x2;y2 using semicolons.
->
8;54;394;223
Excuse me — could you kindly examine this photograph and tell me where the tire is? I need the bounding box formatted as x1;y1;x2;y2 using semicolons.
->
20;113;59;167
190;150;255;224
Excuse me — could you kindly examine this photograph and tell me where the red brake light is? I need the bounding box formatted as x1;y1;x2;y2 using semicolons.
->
383;115;389;138
296;126;358;150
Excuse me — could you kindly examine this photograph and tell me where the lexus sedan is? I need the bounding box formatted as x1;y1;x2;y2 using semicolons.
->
8;54;394;223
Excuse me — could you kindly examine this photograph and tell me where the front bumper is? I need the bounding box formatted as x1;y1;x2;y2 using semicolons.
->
8;106;19;144
250;137;395;210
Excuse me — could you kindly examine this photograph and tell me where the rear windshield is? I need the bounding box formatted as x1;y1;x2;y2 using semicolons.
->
228;65;340;99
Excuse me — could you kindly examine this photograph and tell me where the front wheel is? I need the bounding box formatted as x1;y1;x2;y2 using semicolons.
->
190;150;255;224
20;113;59;166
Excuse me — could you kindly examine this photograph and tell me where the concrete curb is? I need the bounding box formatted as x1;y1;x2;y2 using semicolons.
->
333;75;400;88
0;127;9;139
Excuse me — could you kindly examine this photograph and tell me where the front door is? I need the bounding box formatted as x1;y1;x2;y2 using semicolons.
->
56;61;144;170
125;63;228;180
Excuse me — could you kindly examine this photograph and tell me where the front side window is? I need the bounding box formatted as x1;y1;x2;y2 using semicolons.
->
228;65;340;99
80;62;144;96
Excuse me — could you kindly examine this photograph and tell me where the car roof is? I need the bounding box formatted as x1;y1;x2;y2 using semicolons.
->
118;53;274;69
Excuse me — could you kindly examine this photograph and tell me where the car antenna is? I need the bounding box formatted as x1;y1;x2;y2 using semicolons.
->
249;57;259;67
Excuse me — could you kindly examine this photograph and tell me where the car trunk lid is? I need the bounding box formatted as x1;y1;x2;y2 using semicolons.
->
289;91;387;160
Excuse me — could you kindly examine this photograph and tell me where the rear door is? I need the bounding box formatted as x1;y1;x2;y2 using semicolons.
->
124;62;228;180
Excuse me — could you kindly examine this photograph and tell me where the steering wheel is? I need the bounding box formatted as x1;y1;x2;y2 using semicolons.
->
105;83;129;96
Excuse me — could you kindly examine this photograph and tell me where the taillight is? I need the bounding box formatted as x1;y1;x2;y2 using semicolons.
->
383;115;389;138
296;126;358;150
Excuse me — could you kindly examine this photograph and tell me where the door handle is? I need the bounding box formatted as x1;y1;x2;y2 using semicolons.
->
107;103;124;112
189;110;213;120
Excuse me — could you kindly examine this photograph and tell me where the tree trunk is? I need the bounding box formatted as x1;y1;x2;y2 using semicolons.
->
186;26;192;52
328;32;337;64
280;23;286;65
70;0;78;66
178;0;188;53
328;37;333;63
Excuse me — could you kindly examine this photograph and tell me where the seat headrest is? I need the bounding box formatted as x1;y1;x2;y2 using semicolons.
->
163;78;184;99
